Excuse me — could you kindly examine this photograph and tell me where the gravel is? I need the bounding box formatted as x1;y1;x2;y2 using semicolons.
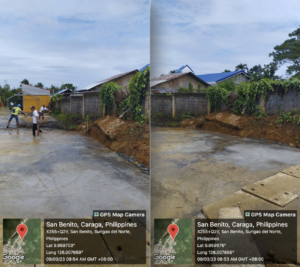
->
117;152;150;175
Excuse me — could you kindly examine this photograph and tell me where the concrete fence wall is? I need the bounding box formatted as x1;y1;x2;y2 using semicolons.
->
151;95;173;115
174;93;208;115
151;93;209;117
151;89;300;117
266;89;300;114
53;92;104;118
53;91;148;118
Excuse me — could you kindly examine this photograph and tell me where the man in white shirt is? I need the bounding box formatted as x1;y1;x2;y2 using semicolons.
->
39;105;48;122
31;106;42;137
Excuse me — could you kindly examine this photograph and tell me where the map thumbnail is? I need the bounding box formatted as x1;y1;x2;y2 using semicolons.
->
154;219;192;264
3;219;41;264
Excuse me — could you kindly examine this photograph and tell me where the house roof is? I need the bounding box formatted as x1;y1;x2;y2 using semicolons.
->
78;69;139;91
150;72;210;87
51;88;73;97
175;65;195;74
140;64;150;72
21;84;51;95
197;70;250;83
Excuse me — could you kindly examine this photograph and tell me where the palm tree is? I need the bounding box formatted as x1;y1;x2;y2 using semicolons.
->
235;64;248;72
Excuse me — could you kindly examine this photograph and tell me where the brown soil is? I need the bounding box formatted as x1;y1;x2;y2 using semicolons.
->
78;116;149;167
202;111;300;148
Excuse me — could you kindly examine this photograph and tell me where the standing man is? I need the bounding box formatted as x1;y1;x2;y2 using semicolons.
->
31;106;42;136
39;105;48;123
7;104;26;128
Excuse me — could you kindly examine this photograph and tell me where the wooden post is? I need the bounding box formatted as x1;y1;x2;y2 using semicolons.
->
87;115;89;134
70;95;72;114
172;94;176;118
207;100;211;115
102;105;105;118
113;98;117;116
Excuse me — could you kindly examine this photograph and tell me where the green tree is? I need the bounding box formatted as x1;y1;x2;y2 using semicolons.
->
197;83;202;92
49;85;60;94
235;63;248;72
0;82;15;106
249;65;263;75
35;82;44;88
269;25;300;76
60;83;76;92
169;69;177;74
20;79;29;86
99;82;121;114
262;63;278;80
223;69;231;72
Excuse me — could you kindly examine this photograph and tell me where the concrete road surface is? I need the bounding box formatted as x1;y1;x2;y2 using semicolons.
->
151;127;300;220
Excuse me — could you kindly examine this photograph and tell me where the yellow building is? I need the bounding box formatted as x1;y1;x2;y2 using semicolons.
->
21;84;51;112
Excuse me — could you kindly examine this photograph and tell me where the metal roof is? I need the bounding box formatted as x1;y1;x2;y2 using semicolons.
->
151;87;177;94
175;65;195;74
150;72;210;87
140;64;150;72
51;88;73;97
21;84;51;95
197;70;250;83
78;69;139;91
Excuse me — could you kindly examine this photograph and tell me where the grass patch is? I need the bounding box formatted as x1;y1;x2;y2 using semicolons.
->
151;112;193;127
53;113;84;131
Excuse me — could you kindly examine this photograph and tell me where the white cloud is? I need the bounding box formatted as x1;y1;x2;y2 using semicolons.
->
0;0;149;88
151;0;300;78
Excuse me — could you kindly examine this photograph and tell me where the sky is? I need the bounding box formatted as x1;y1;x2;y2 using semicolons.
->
151;0;300;78
0;0;149;89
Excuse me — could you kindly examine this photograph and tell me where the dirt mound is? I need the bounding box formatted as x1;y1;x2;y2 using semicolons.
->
81;116;149;167
181;117;204;128
96;116;125;140
202;111;300;148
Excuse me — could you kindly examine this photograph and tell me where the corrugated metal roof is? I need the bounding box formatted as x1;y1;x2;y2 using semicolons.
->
151;87;177;94
151;72;210;87
78;69;139;91
197;70;250;83
51;88;73;97
175;65;194;73
21;84;50;95
140;64;150;72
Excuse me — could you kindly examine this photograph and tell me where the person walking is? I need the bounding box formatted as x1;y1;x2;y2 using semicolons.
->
7;104;26;128
39;105;48;123
31;106;42;137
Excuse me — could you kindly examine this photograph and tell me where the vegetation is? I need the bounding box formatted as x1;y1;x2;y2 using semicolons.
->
207;77;300;114
269;25;300;77
0;82;21;106
118;66;150;120
35;82;44;88
52;113;85;131
51;94;63;102
99;82;122;114
151;112;195;127
235;63;248;72
177;86;190;93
